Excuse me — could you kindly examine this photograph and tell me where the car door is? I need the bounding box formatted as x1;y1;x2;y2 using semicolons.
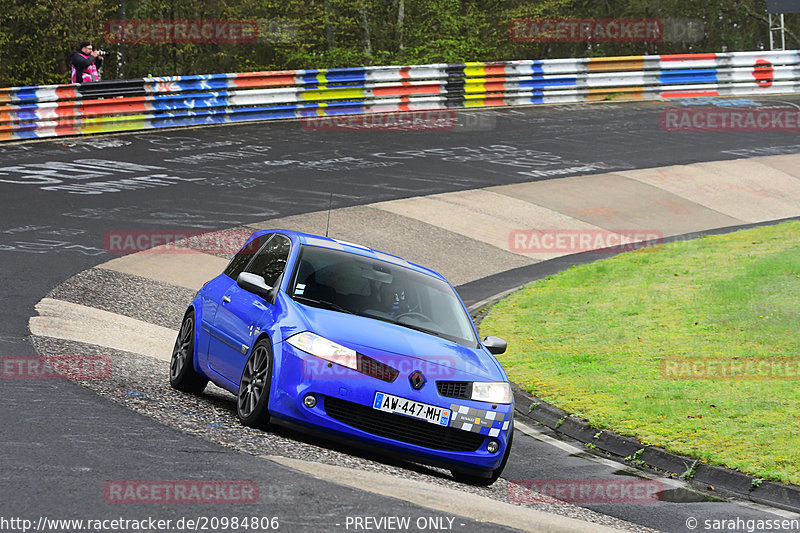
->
208;234;291;386
198;233;273;373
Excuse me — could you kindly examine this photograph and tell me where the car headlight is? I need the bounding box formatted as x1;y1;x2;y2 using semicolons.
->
285;331;357;370
471;382;512;404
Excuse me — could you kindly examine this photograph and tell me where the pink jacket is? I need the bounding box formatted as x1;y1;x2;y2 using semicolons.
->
71;52;101;83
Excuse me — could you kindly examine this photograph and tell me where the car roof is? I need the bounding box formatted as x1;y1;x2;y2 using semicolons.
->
253;229;448;282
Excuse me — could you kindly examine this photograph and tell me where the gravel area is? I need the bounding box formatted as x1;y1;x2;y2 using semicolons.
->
48;268;195;330
31;331;659;533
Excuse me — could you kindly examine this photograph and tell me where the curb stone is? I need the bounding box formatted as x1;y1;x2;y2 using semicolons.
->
511;384;800;512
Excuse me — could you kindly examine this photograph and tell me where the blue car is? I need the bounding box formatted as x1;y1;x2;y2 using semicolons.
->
170;229;513;484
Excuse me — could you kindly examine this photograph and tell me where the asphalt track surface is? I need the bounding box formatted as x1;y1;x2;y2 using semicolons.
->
3;96;800;532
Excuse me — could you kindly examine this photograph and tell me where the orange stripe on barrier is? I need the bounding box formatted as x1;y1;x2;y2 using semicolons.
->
0;92;10;104
0;131;12;141
588;56;644;71
482;81;509;92
372;83;442;96
55;87;80;100
482;65;507;76
233;75;297;88
660;53;717;61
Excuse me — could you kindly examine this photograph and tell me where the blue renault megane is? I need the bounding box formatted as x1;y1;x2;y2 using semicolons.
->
170;229;513;484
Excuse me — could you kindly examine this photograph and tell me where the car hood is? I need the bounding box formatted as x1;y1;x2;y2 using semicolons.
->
289;300;506;382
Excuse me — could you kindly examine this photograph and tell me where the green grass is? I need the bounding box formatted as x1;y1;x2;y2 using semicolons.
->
480;221;800;484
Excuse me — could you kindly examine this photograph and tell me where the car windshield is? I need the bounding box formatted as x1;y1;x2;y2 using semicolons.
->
288;245;478;348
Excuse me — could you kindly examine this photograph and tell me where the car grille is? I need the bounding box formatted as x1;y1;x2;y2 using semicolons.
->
436;381;472;400
324;396;484;452
357;354;398;383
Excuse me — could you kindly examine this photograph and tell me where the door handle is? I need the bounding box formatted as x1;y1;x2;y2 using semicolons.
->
222;296;231;303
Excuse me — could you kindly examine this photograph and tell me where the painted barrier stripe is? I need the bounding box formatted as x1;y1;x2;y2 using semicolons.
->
660;53;718;61
3;50;799;140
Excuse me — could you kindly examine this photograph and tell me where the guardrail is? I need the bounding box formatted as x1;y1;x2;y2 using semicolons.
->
1;50;797;141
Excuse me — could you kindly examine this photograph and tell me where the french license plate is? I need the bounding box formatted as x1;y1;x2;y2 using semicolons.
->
373;392;451;426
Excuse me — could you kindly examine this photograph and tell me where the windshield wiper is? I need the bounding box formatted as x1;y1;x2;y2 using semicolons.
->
363;313;447;339
392;320;447;339
293;295;355;315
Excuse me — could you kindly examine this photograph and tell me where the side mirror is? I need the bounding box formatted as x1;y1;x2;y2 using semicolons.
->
483;336;507;355
237;272;273;301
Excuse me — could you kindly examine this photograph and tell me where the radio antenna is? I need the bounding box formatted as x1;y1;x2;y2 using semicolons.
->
325;190;333;238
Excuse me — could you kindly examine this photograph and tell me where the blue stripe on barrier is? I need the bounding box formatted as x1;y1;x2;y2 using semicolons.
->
517;77;577;89
659;69;718;84
12;89;40;102
150;96;231;111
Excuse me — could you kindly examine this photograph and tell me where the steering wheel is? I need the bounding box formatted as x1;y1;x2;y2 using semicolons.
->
395;311;434;323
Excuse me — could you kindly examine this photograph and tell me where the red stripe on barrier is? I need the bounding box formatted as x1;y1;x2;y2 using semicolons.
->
660;53;717;61
662;90;719;98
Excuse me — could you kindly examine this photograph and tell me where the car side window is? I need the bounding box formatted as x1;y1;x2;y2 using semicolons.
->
244;234;291;287
224;233;273;280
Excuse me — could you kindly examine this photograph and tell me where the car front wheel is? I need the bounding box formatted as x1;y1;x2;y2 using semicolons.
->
237;338;273;428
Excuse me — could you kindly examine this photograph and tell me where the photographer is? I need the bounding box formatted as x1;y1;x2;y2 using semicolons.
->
70;41;105;83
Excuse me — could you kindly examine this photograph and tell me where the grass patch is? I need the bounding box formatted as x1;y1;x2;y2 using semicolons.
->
481;221;800;484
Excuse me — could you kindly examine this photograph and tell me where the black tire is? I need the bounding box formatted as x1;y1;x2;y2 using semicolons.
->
452;432;513;486
237;338;273;428
169;311;208;394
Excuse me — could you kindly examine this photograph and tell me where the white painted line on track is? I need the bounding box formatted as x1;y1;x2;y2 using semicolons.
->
264;454;624;533
29;298;177;362
99;249;228;290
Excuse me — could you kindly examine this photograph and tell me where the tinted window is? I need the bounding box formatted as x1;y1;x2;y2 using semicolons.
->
288;245;477;347
224;233;273;280
245;234;291;287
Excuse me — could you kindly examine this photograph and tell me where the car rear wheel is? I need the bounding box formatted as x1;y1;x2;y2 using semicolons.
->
237;338;273;428
169;311;208;394
451;432;513;486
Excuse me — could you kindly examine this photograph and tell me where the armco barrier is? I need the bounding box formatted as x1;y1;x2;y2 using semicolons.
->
1;50;798;141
